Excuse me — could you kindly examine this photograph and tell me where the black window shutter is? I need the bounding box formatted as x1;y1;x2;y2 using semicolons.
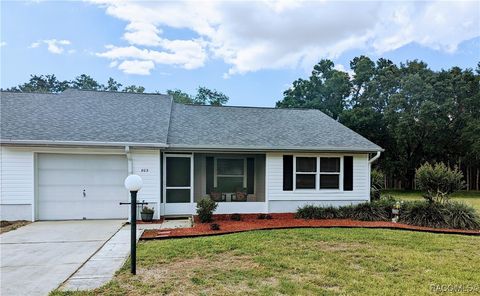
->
247;158;255;194
206;157;214;194
343;156;353;191
283;155;293;191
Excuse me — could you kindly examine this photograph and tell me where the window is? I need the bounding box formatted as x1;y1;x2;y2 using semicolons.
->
319;157;340;189
294;156;341;190
215;158;246;193
295;157;317;189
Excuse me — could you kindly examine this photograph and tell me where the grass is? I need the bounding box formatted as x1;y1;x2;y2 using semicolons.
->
384;190;480;212
51;228;480;296
0;220;30;234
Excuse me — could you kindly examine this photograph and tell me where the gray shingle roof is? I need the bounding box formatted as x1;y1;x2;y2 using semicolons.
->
167;103;382;152
1;89;382;151
0;89;172;145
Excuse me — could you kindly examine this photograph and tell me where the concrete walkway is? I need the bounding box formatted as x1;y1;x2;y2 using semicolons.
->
0;220;125;296
60;219;192;291
60;225;143;291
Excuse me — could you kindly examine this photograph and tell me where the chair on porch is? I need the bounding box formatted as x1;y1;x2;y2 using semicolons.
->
232;188;248;202
209;188;226;202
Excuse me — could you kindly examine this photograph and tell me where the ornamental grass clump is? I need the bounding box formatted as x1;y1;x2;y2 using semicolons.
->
399;201;480;230
295;205;340;219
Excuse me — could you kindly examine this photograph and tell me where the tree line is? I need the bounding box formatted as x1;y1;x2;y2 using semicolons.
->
2;74;230;106
3;57;479;190
276;57;480;190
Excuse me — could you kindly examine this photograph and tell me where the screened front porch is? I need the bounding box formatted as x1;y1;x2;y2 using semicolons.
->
163;153;266;215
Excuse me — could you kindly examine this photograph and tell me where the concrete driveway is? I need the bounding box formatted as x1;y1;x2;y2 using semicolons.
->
0;220;125;296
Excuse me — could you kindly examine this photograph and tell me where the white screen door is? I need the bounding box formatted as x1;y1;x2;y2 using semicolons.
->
163;154;193;215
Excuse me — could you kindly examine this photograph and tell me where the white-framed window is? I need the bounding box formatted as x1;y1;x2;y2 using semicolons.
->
294;156;342;190
214;157;247;193
319;157;341;189
295;157;317;189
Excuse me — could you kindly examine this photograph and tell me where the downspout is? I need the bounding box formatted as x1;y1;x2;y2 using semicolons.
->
369;151;381;164
368;151;381;202
125;146;133;174
125;146;133;222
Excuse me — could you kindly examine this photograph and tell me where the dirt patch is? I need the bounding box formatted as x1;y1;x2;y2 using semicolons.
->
112;255;262;296
142;214;480;240
0;220;30;234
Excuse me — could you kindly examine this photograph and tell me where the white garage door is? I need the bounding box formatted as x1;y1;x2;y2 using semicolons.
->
37;154;129;220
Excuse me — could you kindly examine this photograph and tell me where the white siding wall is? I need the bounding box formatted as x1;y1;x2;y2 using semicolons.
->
131;149;161;218
0;147;34;205
0;146;162;221
0;147;34;220
266;152;370;213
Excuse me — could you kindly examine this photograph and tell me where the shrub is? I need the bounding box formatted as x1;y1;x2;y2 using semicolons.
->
296;205;340;219
210;223;220;231
196;197;218;223
371;169;384;201
443;202;480;230
257;214;268;220
257;214;273;220
415;162;465;203
397;200;480;230
230;213;242;221
343;200;393;221
400;201;448;228
337;204;355;218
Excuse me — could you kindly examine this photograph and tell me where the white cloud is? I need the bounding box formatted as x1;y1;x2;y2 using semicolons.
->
96;40;206;70
0;41;6;47
117;60;155;75
90;0;480;76
29;39;72;54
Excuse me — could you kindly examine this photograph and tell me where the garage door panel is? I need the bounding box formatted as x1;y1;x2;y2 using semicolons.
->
38;154;127;170
37;154;129;220
38;170;126;186
38;186;85;202
38;201;85;220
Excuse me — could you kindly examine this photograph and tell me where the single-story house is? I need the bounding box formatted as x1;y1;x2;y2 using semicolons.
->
0;89;383;221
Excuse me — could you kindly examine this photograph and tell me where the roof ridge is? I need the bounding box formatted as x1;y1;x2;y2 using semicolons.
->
176;102;321;111
0;89;169;96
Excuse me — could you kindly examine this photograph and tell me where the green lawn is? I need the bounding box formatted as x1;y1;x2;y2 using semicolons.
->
384;190;480;212
52;228;480;296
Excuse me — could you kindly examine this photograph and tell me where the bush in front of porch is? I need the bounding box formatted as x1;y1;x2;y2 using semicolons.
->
196;197;218;223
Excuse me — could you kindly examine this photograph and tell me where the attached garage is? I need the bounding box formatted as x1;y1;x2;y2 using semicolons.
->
36;153;129;220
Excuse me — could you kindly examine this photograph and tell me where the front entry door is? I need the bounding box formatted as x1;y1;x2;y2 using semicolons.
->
163;154;193;215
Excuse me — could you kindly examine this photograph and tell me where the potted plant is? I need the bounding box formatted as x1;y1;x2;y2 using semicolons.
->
141;206;155;222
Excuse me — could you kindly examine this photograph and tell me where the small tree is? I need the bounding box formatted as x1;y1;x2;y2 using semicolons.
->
196;197;218;223
370;169;384;201
415;162;465;203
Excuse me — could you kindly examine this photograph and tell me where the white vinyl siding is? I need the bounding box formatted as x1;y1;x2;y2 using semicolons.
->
131;149;161;205
0;147;34;205
266;152;370;201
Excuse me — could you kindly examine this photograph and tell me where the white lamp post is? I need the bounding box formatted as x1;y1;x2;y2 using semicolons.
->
124;174;142;275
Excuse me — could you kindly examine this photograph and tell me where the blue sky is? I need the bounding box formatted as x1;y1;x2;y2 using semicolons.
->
1;1;479;107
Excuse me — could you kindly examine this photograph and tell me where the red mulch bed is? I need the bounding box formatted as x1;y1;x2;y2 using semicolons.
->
141;213;480;239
